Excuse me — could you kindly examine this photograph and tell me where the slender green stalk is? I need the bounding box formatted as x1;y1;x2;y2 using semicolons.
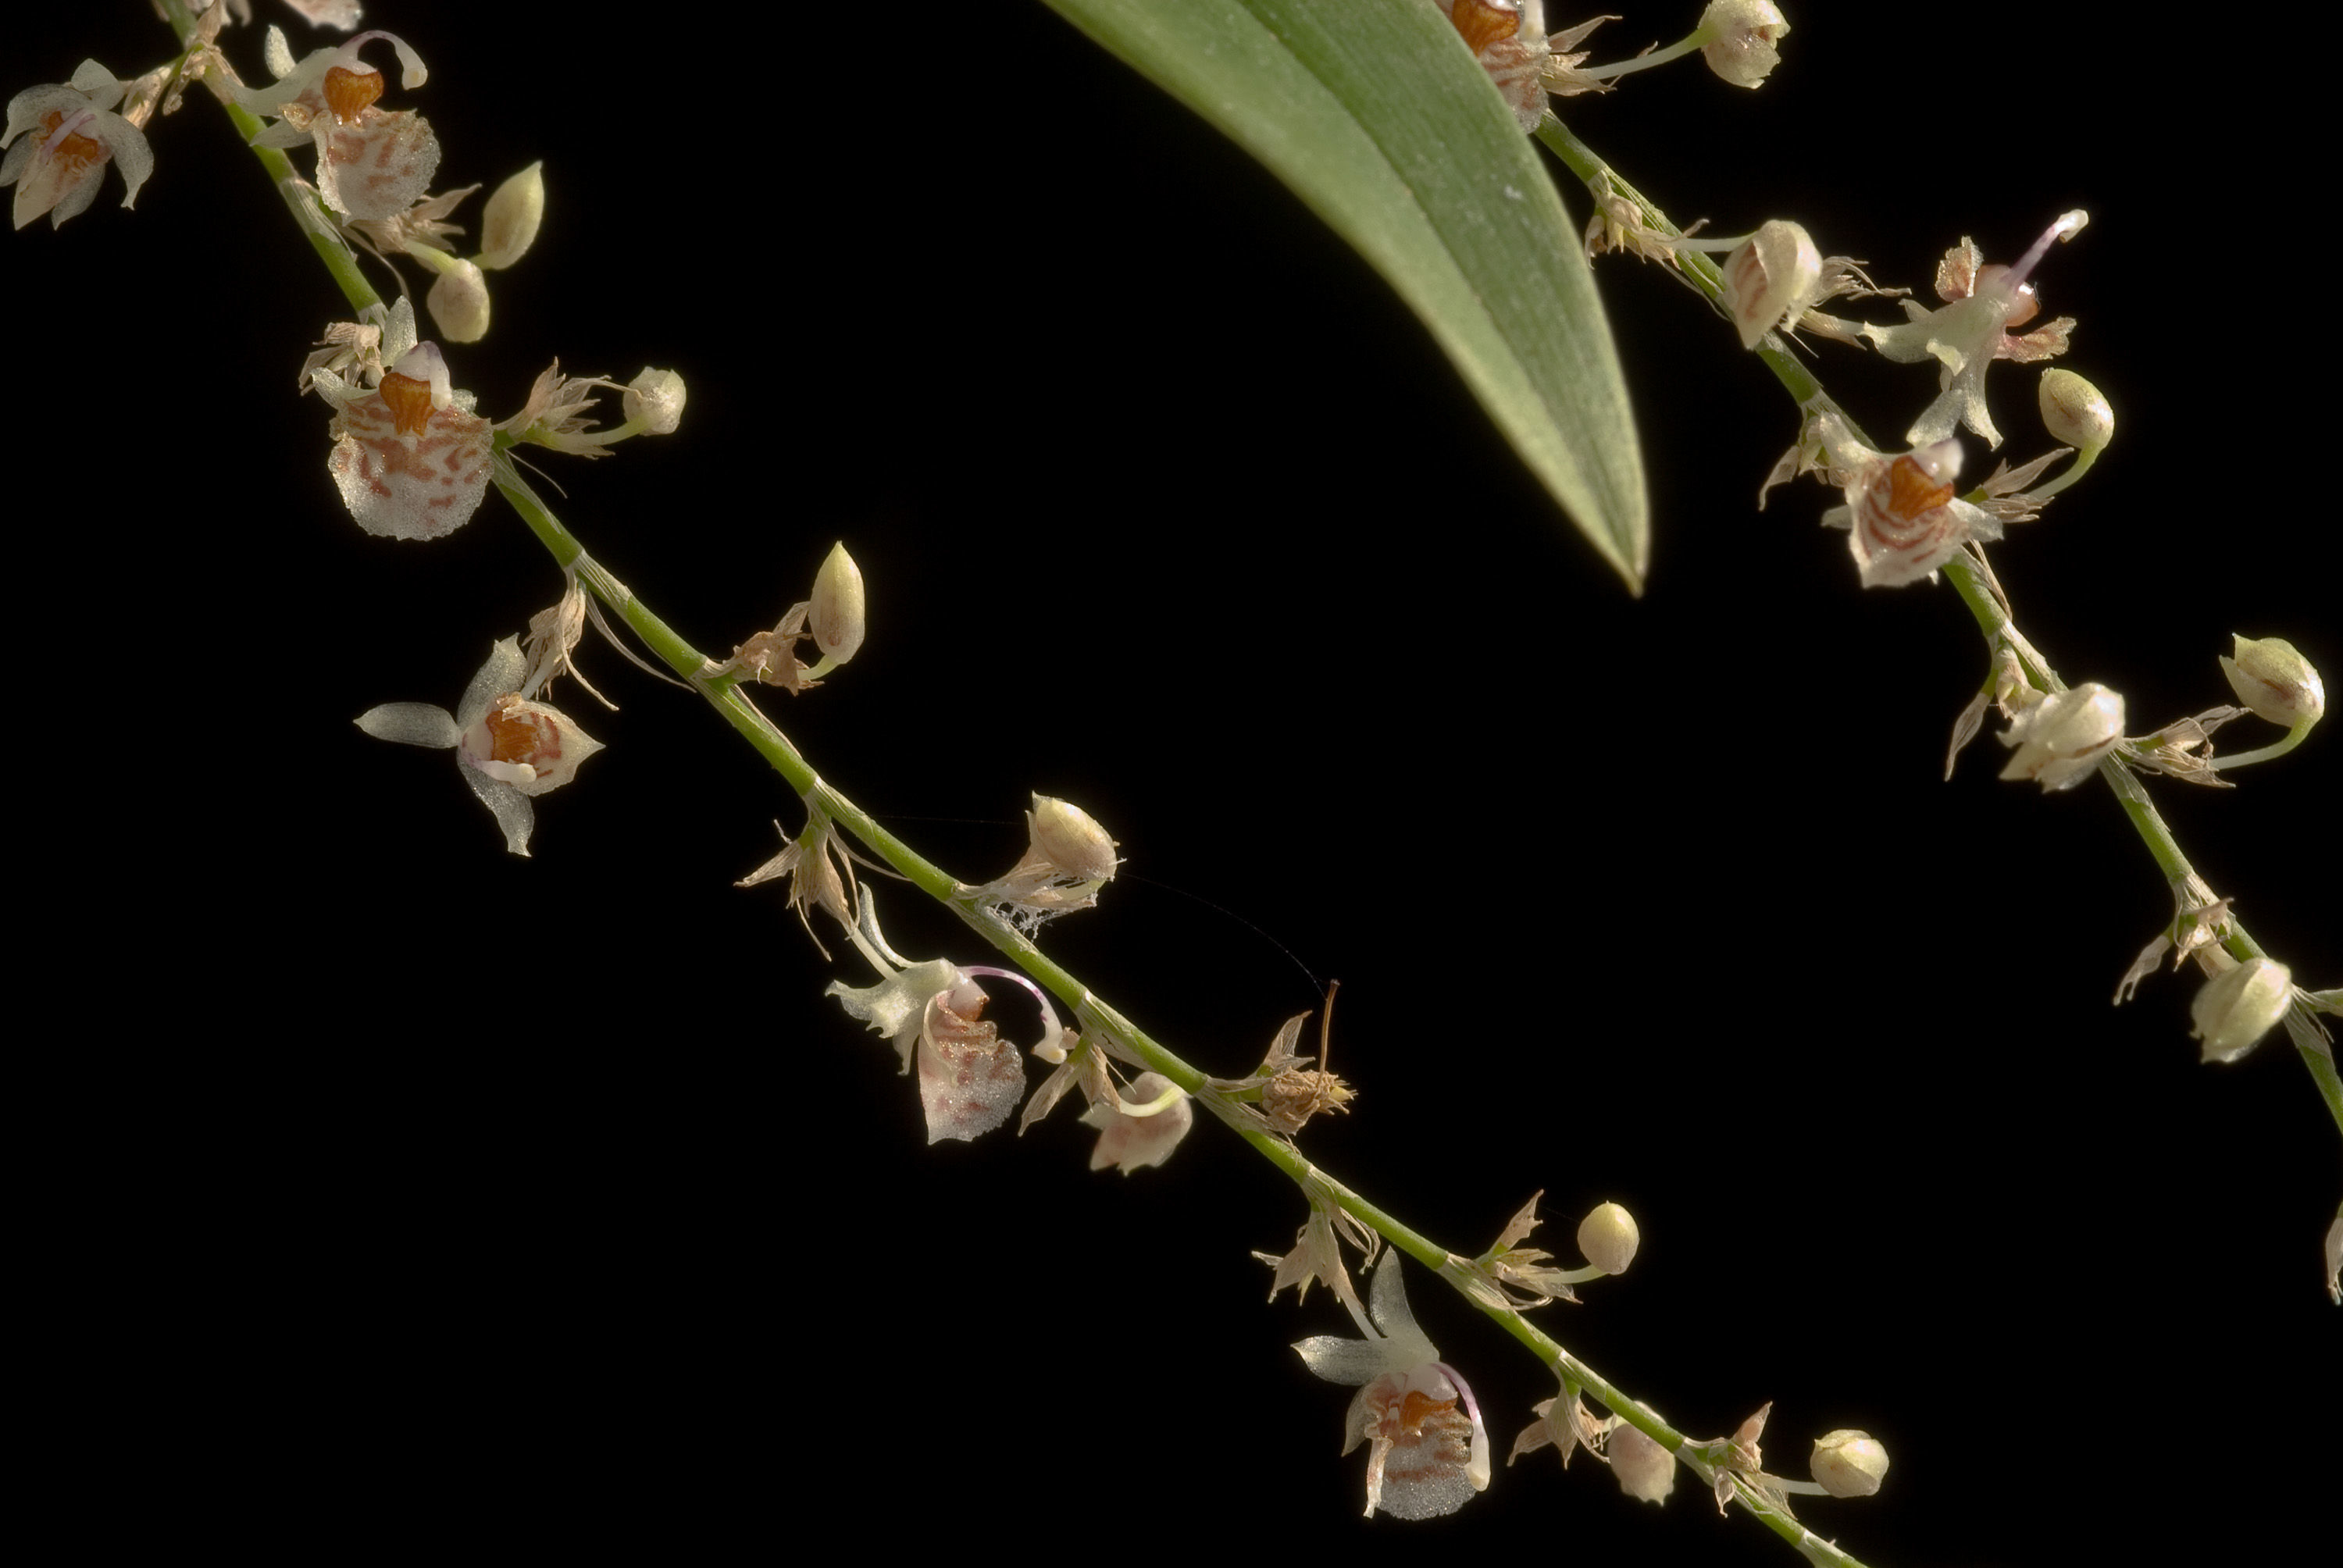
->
161;6;2323;1559
1536;112;2340;1142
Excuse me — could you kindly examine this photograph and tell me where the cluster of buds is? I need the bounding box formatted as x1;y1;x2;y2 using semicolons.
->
348;162;544;343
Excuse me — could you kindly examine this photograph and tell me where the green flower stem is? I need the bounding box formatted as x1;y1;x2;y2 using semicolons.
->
2206;721;2316;772
159;0;381;317
1577;35;1705;81
166;3;2305;1551
1539;111;2340;1144
490;457;1872;1548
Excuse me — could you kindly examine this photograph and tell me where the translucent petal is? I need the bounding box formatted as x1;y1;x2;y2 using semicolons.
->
354;700;459;748
455;638;528;727
458;761;534;857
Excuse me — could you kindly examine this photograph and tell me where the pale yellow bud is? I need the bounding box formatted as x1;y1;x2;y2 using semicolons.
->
1576;1200;1640;1275
2038;369;2113;451
1609;1422;1675;1503
809;542;865;663
1028;794;1118;882
1721;220;1821;350
2220;636;2325;729
1810;1430;1889;1497
623;368;686;434
1699;0;1790;88
2191;957;2293;1064
422;254;490;344
478;162;544;269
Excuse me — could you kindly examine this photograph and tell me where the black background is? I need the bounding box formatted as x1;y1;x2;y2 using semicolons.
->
12;3;2334;1561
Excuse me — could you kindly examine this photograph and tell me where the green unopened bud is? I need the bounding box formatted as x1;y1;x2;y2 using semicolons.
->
2038;369;2113;452
2220;636;2324;729
1576;1200;1640;1275
1810;1430;1889;1497
2190;957;2292;1064
808;542;865;665
478;162;544;269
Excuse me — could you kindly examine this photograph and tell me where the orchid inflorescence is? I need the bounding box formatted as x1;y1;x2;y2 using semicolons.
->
18;2;2337;1560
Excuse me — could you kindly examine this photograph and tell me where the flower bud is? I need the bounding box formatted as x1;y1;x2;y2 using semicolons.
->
1609;1422;1675;1503
1028;794;1119;882
623;367;685;434
1699;0;1790;88
2190;957;2292;1064
2219;636;2325;729
1576;1200;1640;1275
808;541;865;664
1810;1430;1889;1497
1720;220;1821;350
1997;681;2124;791
422;254;490;344
2037;369;2113;452
477;161;544;269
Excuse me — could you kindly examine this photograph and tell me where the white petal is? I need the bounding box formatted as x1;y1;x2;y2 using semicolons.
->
457;638;528;727
459;764;534;857
354;701;459;748
1293;1333;1396;1388
1364;1249;1441;1366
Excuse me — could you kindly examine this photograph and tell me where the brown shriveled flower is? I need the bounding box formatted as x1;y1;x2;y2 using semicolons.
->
1508;1384;1612;1470
738;809;860;953
1254;992;1358;1135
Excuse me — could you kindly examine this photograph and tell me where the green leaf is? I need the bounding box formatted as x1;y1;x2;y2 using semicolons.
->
1038;0;1648;590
